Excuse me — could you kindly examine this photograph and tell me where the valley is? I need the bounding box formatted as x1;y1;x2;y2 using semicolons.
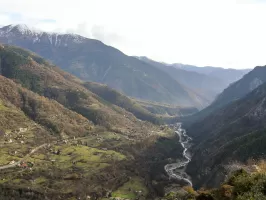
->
0;21;265;200
164;123;193;186
0;44;193;199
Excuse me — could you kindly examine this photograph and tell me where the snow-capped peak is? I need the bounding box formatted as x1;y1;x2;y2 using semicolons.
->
0;24;87;46
0;24;43;35
12;24;30;34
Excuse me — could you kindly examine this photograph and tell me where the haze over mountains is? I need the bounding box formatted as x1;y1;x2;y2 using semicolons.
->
137;57;250;103
0;24;250;109
1;23;266;200
173;63;250;84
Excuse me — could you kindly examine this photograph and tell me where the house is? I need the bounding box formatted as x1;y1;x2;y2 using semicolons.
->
19;162;34;169
9;160;16;165
20;162;28;168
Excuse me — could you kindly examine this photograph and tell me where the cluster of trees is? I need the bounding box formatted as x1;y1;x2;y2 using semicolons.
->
162;166;266;200
84;82;164;124
0;47;42;93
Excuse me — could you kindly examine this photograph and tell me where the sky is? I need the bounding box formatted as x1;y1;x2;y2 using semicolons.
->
0;0;265;69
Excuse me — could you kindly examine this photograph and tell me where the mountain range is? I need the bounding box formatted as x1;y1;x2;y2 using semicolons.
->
137;57;249;103
0;23;265;200
0;24;250;109
173;63;250;85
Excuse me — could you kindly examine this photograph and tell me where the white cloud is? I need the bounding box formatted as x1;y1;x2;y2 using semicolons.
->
0;0;265;69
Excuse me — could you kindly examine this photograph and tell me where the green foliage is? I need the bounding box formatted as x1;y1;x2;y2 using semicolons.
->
186;79;266;188
84;82;163;124
0;46;42;93
5;45;51;65
0;45;175;200
229;171;266;200
227;169;249;186
162;168;266;200
111;177;148;199
0;45;160;134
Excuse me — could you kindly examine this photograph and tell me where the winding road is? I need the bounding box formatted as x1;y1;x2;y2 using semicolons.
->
0;143;48;170
164;123;193;186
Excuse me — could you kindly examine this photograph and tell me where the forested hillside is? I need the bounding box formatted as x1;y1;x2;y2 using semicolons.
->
0;44;186;199
185;75;266;188
181;66;266;127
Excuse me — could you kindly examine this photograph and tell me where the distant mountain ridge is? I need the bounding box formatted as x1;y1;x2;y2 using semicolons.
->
173;63;250;85
137;56;250;104
0;24;209;108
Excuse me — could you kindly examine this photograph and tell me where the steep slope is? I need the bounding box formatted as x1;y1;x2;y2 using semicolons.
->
0;44;187;199
0;75;139;199
137;57;227;104
213;66;266;108
84;81;165;124
0;44;160;134
186;81;266;188
182;66;266;126
0;24;205;108
84;82;197;124
0;75;93;138
173;63;250;85
161;164;266;200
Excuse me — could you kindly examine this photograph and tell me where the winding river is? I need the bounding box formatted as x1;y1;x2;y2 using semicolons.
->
164;123;193;186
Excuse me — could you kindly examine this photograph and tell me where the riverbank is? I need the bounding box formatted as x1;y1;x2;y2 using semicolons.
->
164;123;193;186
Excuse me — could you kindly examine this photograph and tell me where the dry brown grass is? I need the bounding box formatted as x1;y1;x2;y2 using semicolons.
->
19;58;158;136
0;75;93;137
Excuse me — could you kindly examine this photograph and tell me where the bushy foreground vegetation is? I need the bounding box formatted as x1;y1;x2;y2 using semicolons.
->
162;161;266;200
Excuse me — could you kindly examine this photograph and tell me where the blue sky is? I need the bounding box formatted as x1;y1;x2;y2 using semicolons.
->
0;0;266;69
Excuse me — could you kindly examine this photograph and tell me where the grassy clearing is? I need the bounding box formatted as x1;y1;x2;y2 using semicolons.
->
0;143;30;165
0;144;114;193
24;144;127;176
0;100;7;111
111;177;148;199
79;131;131;150
12;179;22;184
33;177;47;184
60;145;126;162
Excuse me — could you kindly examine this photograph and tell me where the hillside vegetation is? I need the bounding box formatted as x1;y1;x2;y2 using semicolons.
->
181;66;266;127
162;161;266;200
0;44;189;199
186;78;266;188
0;45;160;134
84;81;164;124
